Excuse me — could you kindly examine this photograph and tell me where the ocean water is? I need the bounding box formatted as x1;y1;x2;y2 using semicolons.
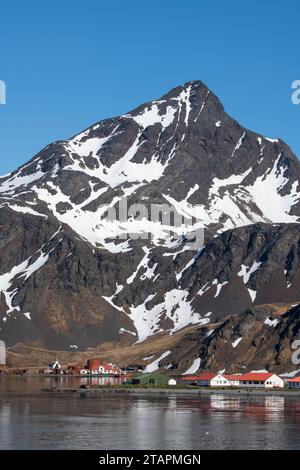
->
0;377;299;450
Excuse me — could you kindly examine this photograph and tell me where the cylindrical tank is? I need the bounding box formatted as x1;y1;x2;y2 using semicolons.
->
87;358;101;370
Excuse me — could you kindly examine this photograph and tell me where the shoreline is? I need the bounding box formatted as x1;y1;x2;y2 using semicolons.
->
41;386;300;398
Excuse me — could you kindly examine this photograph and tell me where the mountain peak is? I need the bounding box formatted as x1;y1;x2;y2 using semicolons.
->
1;79;299;239
1;80;300;355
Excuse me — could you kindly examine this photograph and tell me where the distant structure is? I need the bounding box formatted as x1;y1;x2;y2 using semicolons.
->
87;358;102;370
286;377;300;389
80;362;123;376
50;359;62;375
168;378;177;386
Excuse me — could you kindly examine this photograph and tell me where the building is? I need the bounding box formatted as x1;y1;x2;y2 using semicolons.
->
182;372;284;388
87;358;102;370
182;373;218;387
182;373;239;387
137;372;169;386
49;359;63;375
168;378;177;386
67;365;82;375
237;372;284;388
121;365;145;373
223;375;241;387
210;374;241;387
183;372;239;387
98;363;122;375
79;362;123;376
286;377;300;388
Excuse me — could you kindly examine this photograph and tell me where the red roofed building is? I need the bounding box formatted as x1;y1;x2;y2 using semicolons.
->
182;373;217;386
79;361;123;376
182;371;284;388
182;373;240;387
223;375;241;386
286;376;300;389
238;372;284;388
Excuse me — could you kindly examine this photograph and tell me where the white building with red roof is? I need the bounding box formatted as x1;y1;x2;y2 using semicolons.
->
237;372;284;388
286;376;300;389
182;373;240;387
79;362;123;375
182;373;217;387
182;371;284;388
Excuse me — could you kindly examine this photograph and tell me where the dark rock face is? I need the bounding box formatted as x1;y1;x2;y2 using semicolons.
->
163;304;300;375
181;223;300;321
0;80;300;370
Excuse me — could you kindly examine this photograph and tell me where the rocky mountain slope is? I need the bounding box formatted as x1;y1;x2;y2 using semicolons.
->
5;303;299;376
1;80;300;372
161;303;300;375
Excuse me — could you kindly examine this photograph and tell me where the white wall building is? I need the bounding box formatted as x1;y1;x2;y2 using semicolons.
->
168;378;177;386
182;373;239;387
238;373;284;388
211;374;231;387
182;372;284;388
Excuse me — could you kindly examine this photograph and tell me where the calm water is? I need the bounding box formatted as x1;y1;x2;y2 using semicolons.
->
0;377;300;450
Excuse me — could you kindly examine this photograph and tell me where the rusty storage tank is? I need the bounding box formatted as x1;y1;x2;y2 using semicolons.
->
87;358;102;370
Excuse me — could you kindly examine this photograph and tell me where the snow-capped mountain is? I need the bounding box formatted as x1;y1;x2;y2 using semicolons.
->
1;80;300;350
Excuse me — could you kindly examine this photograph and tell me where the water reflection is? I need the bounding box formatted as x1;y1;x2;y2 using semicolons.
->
210;395;241;410
79;376;124;386
0;379;300;449
0;375;125;393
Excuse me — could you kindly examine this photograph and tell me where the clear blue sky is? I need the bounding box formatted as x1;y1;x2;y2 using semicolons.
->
0;0;299;174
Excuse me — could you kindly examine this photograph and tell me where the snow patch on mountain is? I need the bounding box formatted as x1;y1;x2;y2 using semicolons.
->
232;337;243;348
129;104;177;129
144;351;171;373
238;261;262;284
264;317;279;327
0;239;58;318
182;357;201;375
245;154;300;223
231;132;246;158
128;288;209;342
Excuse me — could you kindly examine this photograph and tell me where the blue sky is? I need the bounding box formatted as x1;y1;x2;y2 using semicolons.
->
0;0;299;174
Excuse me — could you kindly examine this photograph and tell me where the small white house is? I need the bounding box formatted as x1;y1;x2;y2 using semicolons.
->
168;378;177;386
211;374;240;387
238;373;284;388
50;359;63;375
182;373;238;387
51;360;61;370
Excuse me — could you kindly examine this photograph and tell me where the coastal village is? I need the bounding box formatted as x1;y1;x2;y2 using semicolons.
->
45;362;300;389
1;356;300;390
